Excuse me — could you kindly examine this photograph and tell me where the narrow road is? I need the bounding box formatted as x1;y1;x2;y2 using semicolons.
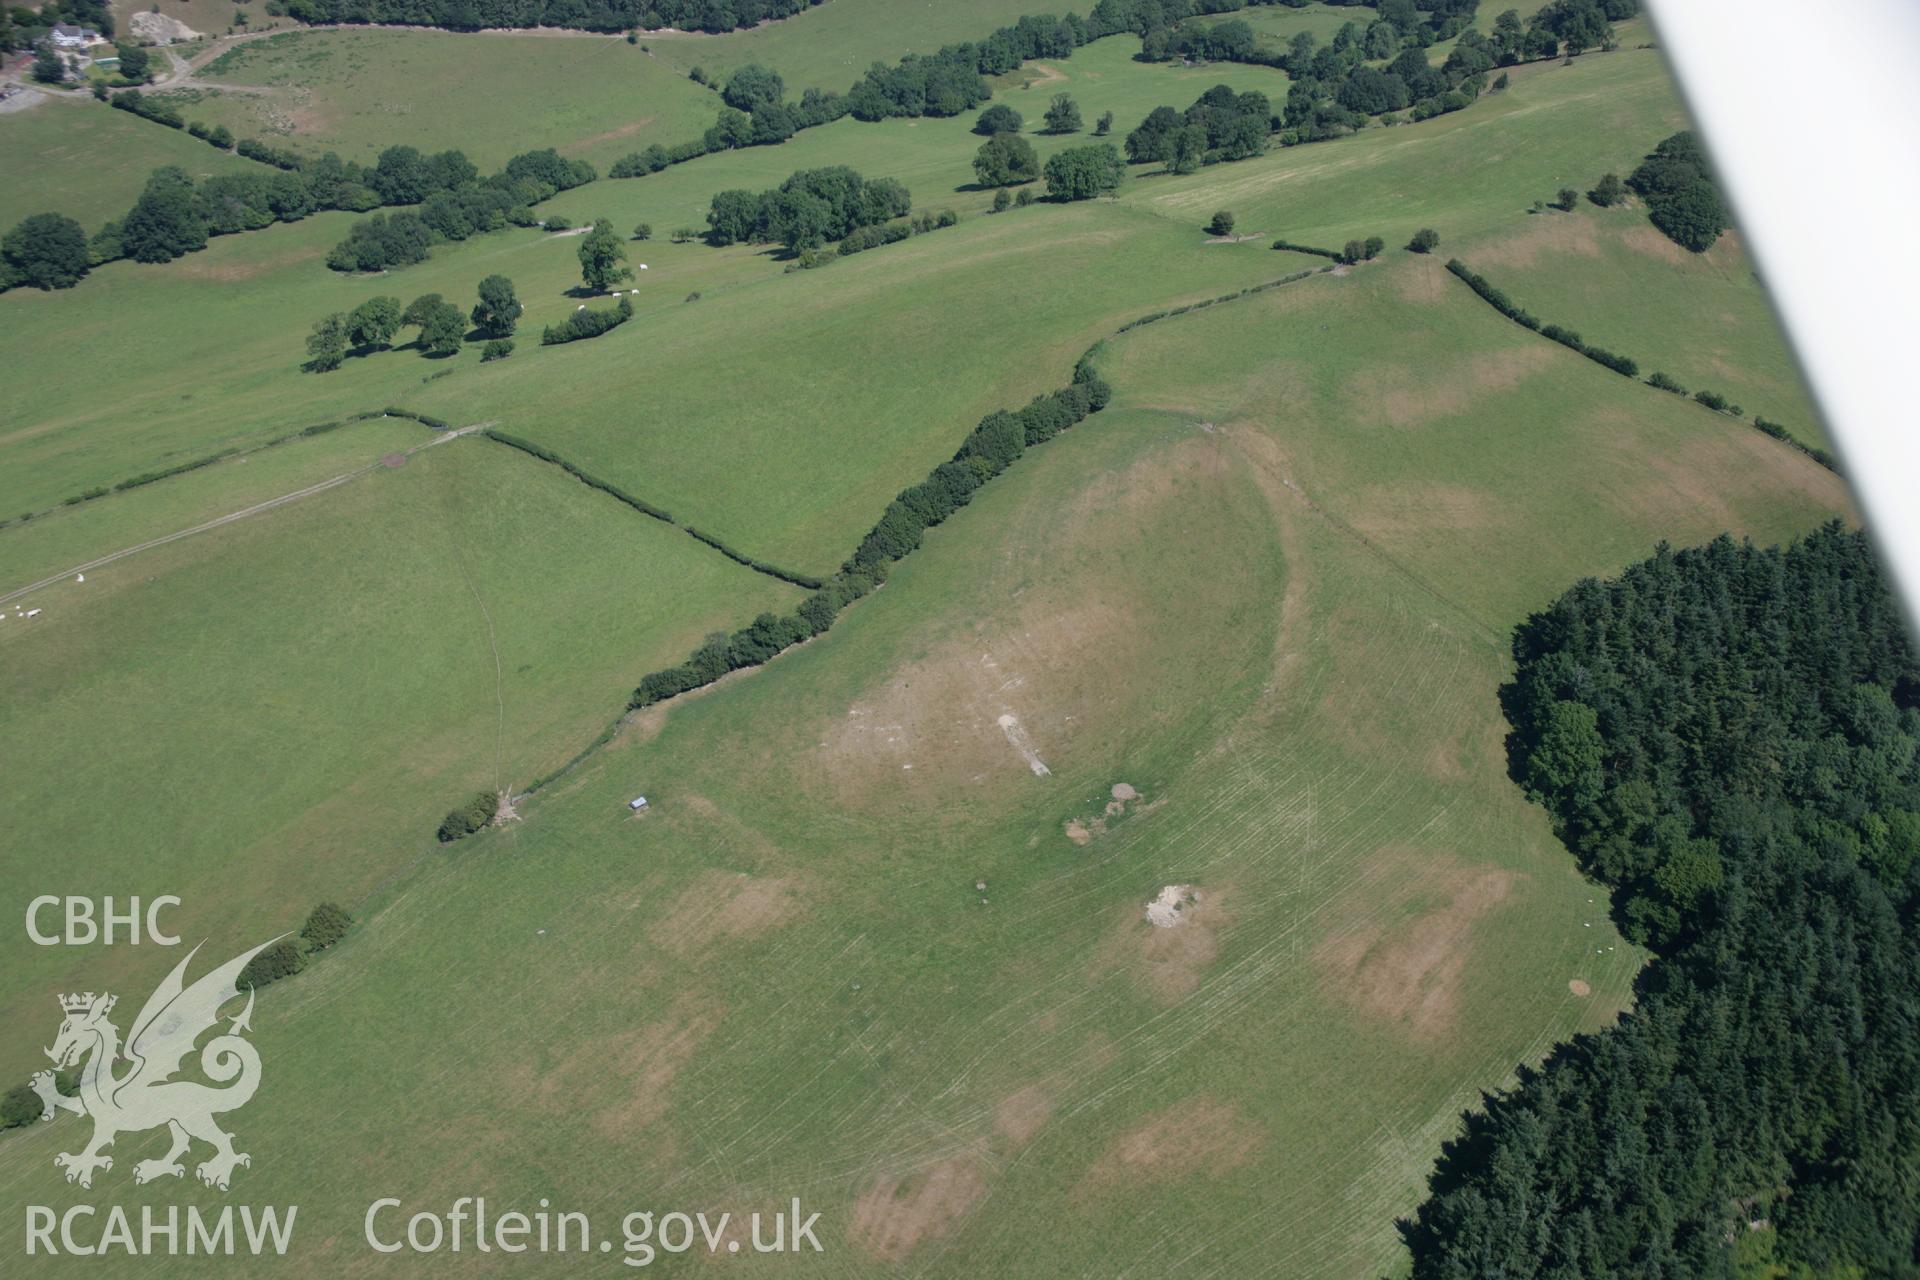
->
0;423;486;608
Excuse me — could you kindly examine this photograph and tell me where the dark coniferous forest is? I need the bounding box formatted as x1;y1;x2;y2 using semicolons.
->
1407;524;1920;1278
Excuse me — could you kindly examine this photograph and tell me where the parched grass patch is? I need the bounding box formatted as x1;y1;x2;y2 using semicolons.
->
0;27;1863;1276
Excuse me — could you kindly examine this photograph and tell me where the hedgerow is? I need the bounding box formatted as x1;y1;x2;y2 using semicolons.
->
482;431;674;523
1271;239;1341;260
1446;259;1833;472
437;790;496;843
625;360;1113;715
1444;258;1540;330
541;297;633;346
1114;269;1319;335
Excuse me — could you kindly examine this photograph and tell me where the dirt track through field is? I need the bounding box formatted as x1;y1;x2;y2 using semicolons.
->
0;422;485;607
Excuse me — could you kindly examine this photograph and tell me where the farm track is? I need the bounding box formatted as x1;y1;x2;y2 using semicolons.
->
0;421;485;607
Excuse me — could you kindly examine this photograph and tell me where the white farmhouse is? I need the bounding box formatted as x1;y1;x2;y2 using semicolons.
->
50;22;104;48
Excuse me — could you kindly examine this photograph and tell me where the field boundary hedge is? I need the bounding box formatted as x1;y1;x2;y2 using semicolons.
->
480;430;823;588
482;430;676;523
681;528;823;589
1443;259;1836;471
506;255;1382;804
1270;239;1341;260
514;360;1113;801
1115;268;1322;334
0;407;449;532
379;407;452;431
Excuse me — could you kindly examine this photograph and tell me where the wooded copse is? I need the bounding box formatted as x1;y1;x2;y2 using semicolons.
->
1408;525;1920;1278
1;138;595;290
705;167;912;252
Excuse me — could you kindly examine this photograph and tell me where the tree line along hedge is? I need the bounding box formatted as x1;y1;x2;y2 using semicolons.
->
787;209;960;271
483;431;674;523
627;361;1112;712
1;136;592;290
279;0;822;34
1443;258;1831;468
328;147;596;273
236;901;356;991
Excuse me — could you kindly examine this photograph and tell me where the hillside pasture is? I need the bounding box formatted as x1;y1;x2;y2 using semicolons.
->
1457;205;1829;450
405;200;1287;577
0;412;427;591
0;435;800;1064
0;210;782;519
0;250;1851;1279
1122;34;1684;247
182;27;725;169
0;98;268;233
1224;1;1381;51
987;33;1289;131
537;32;1295;237
637;0;1055;94
1;20;1680;534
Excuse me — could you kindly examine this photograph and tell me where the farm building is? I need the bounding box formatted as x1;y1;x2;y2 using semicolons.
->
50;23;104;48
628;795;649;811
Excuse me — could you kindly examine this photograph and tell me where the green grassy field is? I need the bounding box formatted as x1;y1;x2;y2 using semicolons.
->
0;99;269;233
1232;1;1387;50
184;27;725;169
1455;203;1828;449
0;23;1679;531
405;202;1294;576
1122;28;1681;244
0;436;799;1058
0;412;429;589
0;254;1848;1277
0;14;1859;1274
637;0;1056;93
172;0;1096;170
0;212;767;519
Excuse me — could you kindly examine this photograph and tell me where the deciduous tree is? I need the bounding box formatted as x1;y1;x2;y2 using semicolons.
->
722;63;784;112
304;312;348;372
417;300;465;356
972;133;1039;187
2;212;90;289
471;274;521;337
1041;92;1082;134
1043;144;1125;201
577;219;633;292
973;103;1022;135
347;295;402;349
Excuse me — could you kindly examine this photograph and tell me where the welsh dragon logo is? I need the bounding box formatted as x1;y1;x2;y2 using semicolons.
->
32;938;279;1191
